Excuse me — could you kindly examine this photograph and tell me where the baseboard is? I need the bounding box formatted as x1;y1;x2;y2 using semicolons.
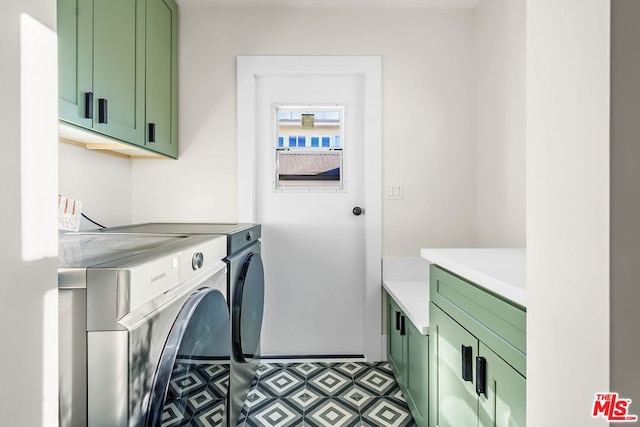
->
260;354;366;363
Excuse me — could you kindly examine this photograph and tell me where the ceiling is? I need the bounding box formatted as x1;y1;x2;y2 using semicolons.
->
175;0;479;9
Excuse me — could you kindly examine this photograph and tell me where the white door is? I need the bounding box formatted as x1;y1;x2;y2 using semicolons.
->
237;56;382;360
256;75;365;356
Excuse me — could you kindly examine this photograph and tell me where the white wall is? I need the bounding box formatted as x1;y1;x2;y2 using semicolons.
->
59;143;133;227
474;0;526;247
0;0;58;425
527;0;610;425
132;6;478;254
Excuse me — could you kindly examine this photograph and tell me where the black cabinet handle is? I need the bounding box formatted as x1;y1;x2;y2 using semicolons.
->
461;345;473;382
476;356;487;396
148;123;156;142
399;315;406;336
98;98;108;124
84;92;93;119
395;311;401;331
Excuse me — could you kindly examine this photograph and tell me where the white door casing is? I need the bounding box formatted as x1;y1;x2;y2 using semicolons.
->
237;56;382;360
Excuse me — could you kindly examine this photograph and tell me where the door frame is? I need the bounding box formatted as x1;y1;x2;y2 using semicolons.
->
237;56;382;360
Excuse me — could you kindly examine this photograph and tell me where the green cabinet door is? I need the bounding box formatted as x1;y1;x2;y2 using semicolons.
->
145;0;178;158
406;319;429;427
478;343;526;427
387;296;405;389
92;0;145;144
430;303;478;427
58;0;93;128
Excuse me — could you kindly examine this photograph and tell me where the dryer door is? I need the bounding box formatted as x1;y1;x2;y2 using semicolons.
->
146;286;230;427
232;252;265;363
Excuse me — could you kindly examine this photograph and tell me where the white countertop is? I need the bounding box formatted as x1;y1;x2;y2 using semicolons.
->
420;248;526;307
383;280;430;335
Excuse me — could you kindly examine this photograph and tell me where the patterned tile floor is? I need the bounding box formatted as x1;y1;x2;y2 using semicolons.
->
161;361;230;426
236;362;416;427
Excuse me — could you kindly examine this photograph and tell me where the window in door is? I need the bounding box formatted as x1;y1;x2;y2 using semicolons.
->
274;105;345;191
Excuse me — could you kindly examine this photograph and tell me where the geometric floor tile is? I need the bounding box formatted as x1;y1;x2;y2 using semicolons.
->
235;362;416;427
360;397;414;427
289;387;322;409
307;370;352;397
160;361;230;427
161;402;185;426
342;386;373;408
305;398;360;427
260;369;306;397
292;362;323;378
245;398;304;427
354;368;397;396
191;400;227;427
335;362;366;378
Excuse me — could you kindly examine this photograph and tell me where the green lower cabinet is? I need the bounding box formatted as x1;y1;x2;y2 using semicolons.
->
405;319;429;427
478;343;526;427
430;302;526;427
429;303;478;427
387;296;406;388
386;293;428;427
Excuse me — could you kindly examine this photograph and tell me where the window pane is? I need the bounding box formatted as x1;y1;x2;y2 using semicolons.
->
322;136;330;147
311;137;319;147
277;151;342;189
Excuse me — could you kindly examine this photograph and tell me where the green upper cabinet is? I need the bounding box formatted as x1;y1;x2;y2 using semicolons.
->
92;0;145;144
57;0;178;158
57;0;93;128
145;0;178;158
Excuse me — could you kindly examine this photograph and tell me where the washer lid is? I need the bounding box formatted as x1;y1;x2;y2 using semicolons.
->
90;222;256;235
58;233;188;268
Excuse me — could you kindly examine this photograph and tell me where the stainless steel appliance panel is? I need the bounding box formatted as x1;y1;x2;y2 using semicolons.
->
87;331;129;427
85;265;227;426
59;288;87;427
59;234;229;427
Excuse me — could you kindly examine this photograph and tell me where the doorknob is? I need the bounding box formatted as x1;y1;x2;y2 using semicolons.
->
352;207;364;216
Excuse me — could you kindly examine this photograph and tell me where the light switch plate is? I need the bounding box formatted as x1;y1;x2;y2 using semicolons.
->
386;184;403;200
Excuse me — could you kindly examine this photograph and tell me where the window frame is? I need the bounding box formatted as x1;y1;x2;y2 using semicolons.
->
272;104;346;192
